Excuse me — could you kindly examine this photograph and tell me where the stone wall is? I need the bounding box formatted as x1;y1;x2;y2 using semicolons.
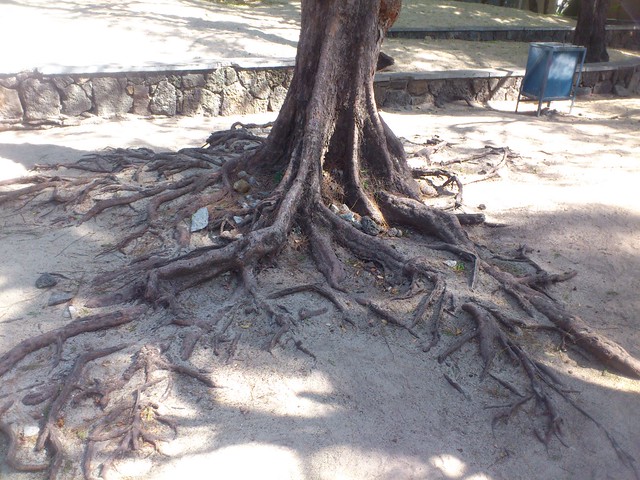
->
1;61;639;128
0;67;293;127
374;73;522;109
374;61;640;109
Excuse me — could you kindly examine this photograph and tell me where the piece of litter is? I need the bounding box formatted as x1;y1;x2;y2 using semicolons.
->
23;425;40;437
48;292;73;306
444;260;458;268
190;207;209;232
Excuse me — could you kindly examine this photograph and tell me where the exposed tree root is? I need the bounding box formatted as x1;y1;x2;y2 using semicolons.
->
1;121;638;479
0;400;48;473
0;307;146;378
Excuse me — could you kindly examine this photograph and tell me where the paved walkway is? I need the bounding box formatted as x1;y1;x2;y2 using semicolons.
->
2;0;639;77
0;0;301;75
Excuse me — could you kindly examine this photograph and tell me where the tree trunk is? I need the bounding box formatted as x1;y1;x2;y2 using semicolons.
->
249;0;421;225
574;0;611;62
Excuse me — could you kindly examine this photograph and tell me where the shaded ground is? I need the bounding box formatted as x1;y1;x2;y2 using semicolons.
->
0;96;639;479
384;38;640;73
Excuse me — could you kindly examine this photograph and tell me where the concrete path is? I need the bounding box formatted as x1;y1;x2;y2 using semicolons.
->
0;0;301;75
2;0;638;77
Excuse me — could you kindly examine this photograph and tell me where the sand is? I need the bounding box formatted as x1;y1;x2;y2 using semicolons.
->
0;96;639;479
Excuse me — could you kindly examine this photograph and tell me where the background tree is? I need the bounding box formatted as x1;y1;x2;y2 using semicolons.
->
574;0;611;62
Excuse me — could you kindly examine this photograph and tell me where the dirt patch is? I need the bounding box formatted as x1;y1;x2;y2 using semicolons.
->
0;96;639;479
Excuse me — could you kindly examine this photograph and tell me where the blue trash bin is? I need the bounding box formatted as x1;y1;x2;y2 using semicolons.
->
516;42;587;116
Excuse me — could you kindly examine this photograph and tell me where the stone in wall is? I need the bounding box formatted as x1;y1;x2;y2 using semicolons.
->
168;75;181;89
382;89;413;108
494;31;508;41
612;83;631;97
487;77;502;95
628;70;640;93
268;85;288;112
484;77;516;101
78;79;92;96
494;77;520;101
93;77;132;117
428;79;446;98
471;78;490;102
0;76;20;89
150;80;177;116
412;93;435;108
200;88;222;115
0;86;23;120
51;76;73;90
206;67;238;93
592;71;614;94
594;79;613;94
20;78;61;121
431;79;476;106
221;81;267;116
266;69;291;88
373;81;389;105
238;70;271;100
61;83;92;116
180;87;222;116
408;79;429;96
131;84;151;115
178;89;197;115
389;78;409;91
182;73;206;89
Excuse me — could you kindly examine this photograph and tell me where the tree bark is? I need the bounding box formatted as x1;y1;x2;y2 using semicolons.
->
574;0;611;63
249;0;421;224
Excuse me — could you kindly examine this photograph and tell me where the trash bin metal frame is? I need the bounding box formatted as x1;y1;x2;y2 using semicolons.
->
516;43;587;116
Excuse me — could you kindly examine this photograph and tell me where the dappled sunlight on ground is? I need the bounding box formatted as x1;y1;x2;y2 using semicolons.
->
154;443;305;479
2;0;636;75
0;160;29;182
215;361;339;418
385;39;530;72
384;39;640;73
397;0;575;28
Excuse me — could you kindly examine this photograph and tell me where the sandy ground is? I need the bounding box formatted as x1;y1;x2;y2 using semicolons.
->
0;96;639;479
